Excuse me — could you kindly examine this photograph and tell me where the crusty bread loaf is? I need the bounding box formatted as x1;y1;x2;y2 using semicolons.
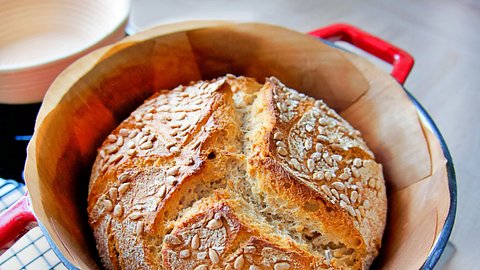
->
87;75;387;270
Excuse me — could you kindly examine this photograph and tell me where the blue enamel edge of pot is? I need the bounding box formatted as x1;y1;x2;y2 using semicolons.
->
38;223;78;270
37;38;457;270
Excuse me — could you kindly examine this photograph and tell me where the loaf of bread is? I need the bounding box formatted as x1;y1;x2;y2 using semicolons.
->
87;75;387;270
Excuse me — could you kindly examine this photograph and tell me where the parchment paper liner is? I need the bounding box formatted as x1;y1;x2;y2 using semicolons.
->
24;21;450;269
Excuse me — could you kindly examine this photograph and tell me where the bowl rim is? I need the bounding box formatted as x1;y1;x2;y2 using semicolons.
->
405;90;457;270
27;27;458;270
0;0;131;73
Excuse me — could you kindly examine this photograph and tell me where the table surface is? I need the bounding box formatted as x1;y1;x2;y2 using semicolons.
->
129;0;479;269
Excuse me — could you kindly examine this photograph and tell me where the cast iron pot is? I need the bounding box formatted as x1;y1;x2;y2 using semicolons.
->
0;24;456;270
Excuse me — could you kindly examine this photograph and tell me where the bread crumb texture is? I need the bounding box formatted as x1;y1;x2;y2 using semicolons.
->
87;75;387;270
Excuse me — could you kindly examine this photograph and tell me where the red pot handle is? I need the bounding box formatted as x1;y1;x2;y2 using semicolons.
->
0;193;38;255
309;23;414;85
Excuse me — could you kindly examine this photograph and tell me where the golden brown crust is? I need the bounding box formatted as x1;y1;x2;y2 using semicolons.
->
161;196;328;270
248;78;387;268
87;75;387;270
162;200;249;270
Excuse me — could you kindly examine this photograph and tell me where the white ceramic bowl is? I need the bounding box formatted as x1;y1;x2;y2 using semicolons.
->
0;0;130;104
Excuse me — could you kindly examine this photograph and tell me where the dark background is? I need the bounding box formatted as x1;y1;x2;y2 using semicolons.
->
0;103;41;182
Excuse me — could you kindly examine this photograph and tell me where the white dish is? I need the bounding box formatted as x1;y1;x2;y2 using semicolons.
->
0;0;130;104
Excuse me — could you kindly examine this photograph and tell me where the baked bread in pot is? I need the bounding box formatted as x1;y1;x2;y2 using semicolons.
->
87;75;387;270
